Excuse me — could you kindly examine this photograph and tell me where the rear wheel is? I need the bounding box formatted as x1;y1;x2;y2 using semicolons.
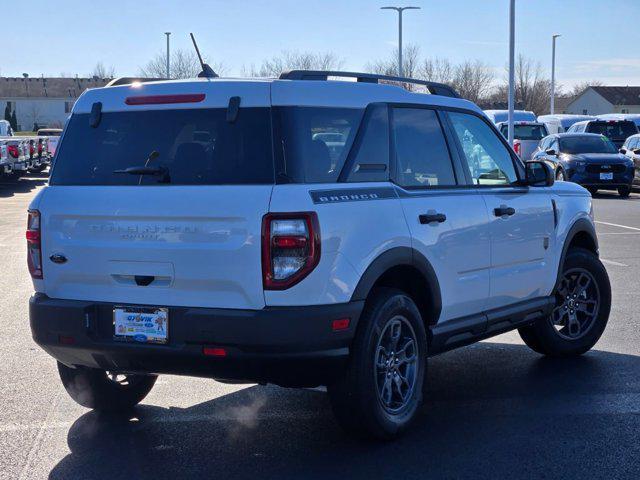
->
57;362;157;411
518;248;611;357
328;288;426;440
618;186;631;198
587;187;598;196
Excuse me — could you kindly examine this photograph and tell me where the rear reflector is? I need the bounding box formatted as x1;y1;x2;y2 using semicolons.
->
125;93;206;105
332;318;350;332
203;347;227;357
58;335;75;345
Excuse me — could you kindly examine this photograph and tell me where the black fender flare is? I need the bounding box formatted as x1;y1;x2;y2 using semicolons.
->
350;246;442;324
554;217;599;291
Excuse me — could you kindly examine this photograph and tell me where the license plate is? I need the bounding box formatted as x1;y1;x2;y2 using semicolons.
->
114;306;168;344
600;172;613;180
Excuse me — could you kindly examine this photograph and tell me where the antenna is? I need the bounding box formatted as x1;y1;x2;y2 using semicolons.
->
189;33;218;78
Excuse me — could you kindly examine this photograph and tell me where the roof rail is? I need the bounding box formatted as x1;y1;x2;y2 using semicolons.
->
105;77;165;87
279;70;460;98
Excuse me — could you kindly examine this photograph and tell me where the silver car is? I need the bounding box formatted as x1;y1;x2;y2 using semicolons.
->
497;121;549;160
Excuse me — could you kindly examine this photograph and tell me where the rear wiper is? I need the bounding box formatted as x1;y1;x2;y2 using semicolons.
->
113;166;167;176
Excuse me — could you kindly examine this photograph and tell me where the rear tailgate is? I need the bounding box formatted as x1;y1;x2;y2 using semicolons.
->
40;79;274;310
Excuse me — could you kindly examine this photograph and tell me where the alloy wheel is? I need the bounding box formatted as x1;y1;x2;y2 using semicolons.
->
551;267;600;340
374;315;418;414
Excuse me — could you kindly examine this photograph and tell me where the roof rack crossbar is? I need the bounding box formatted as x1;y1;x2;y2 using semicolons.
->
279;70;460;98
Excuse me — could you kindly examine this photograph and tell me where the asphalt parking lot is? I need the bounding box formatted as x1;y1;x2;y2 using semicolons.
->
1;174;639;480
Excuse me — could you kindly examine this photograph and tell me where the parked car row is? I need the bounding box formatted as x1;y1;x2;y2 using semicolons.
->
484;109;639;197
0;121;61;180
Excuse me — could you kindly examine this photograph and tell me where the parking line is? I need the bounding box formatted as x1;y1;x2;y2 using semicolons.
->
601;258;628;267
595;221;640;232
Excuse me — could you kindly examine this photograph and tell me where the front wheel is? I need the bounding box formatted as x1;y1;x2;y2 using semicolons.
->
57;362;157;411
518;248;611;357
618;186;631;198
328;288;427;440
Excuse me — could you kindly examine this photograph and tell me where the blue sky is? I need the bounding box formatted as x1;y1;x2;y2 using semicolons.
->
5;0;640;90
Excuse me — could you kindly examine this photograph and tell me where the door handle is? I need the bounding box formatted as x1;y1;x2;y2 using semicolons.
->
494;205;516;217
419;213;447;224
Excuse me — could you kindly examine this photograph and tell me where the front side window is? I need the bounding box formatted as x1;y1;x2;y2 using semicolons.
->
448;112;518;186
391;107;456;188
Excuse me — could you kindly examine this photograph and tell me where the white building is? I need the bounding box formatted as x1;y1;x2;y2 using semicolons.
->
566;86;640;116
1;76;111;131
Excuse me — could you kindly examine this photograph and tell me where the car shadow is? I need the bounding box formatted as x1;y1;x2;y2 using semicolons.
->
49;342;640;480
0;173;48;197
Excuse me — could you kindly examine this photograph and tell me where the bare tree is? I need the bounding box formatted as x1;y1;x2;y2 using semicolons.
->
366;44;420;79
90;62;115;79
419;57;454;84
451;60;494;104
28;103;42;130
244;51;343;77
139;49;224;79
566;80;604;98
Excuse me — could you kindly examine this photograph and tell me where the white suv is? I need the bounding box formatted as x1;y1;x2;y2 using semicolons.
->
28;71;611;439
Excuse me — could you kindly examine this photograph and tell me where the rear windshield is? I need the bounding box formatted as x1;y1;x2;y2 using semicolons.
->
500;124;547;141
50;108;274;185
275;107;363;183
559;136;618;154
586;121;637;140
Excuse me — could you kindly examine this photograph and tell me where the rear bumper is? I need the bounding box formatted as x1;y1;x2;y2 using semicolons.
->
30;294;363;387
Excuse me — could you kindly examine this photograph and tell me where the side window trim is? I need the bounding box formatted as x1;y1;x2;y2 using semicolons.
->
338;102;390;183
440;108;525;188
388;104;461;189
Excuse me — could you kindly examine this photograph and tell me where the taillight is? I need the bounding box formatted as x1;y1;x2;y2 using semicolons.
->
8;145;19;158
26;210;42;279
513;140;521;156
262;212;320;290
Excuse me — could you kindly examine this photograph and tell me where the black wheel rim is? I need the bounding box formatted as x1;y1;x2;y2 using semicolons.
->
550;267;600;340
374;315;418;414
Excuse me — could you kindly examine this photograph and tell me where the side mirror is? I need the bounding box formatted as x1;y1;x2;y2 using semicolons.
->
545;148;557;156
525;161;554;187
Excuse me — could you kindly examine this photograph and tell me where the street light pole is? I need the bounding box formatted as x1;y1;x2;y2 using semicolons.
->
381;6;420;77
550;34;561;114
165;32;171;79
507;0;515;147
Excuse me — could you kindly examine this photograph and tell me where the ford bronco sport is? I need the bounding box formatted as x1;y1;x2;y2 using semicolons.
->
28;71;611;439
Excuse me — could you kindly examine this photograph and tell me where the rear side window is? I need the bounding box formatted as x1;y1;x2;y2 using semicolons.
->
448;112;518;186
586;121;638;140
277;107;362;183
391;108;456;188
51;108;274;185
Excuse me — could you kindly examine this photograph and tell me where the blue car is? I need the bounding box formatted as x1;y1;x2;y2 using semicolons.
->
532;133;634;197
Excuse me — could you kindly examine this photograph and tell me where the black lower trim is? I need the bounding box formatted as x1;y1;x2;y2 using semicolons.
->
430;297;554;354
30;294;364;387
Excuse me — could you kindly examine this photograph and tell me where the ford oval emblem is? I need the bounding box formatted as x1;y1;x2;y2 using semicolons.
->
133;334;148;343
49;253;67;264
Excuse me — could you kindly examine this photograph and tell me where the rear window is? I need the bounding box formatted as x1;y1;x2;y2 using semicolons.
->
275;107;363;183
559;136;618;154
500;124;547;141
50;108;274;185
586;121;638;140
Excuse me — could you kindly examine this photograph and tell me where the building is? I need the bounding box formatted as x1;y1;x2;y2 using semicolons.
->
1;76;111;131
565;86;640;116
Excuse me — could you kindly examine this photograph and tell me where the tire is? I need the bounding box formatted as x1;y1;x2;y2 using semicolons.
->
328;288;427;440
555;169;566;181
518;248;611;357
587;187;598;196
618;186;631;198
57;361;157;411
